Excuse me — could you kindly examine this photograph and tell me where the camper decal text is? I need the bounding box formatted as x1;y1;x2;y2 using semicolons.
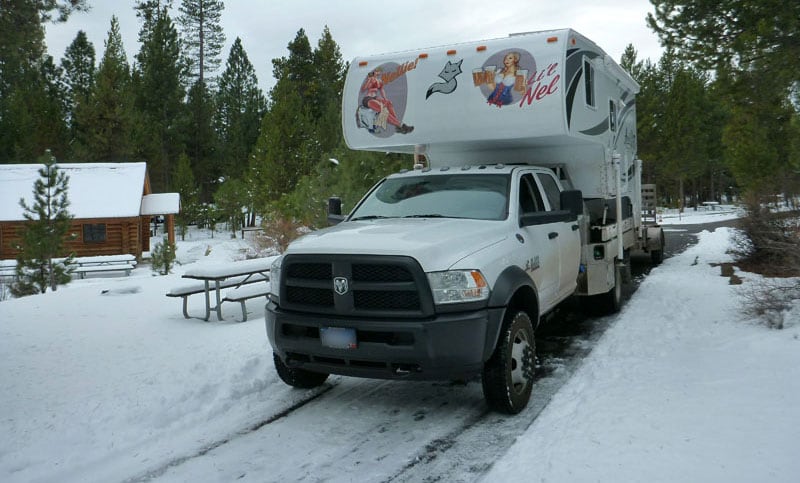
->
519;62;559;107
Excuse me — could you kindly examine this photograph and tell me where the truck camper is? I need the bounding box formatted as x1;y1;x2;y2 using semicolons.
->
265;29;664;414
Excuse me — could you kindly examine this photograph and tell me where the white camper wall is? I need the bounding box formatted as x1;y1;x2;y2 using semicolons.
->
342;29;572;156
341;28;639;200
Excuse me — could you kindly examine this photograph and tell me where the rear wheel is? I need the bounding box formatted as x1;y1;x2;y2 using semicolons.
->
482;310;536;414
651;230;666;265
590;263;622;315
273;352;329;388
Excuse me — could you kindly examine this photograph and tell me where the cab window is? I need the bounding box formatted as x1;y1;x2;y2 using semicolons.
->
519;174;545;213
536;173;562;211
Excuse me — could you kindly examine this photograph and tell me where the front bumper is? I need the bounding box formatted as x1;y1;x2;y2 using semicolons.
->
265;300;504;381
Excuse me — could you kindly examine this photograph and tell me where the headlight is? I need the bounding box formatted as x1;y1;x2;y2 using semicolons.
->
427;270;489;304
268;256;282;298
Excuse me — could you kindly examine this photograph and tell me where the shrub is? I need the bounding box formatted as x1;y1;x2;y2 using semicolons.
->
151;237;177;275
259;216;306;253
732;196;800;276
733;196;800;328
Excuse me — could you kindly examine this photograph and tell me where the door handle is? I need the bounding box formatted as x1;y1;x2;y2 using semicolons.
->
548;232;558;239
572;224;579;231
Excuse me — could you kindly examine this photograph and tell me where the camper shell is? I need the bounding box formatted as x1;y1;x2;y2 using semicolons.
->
343;28;639;198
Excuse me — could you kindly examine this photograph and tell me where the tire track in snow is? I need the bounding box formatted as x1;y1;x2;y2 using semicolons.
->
125;383;337;483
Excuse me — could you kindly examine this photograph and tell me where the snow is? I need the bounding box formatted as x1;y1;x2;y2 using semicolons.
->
140;193;180;216
1;210;798;482
0;163;147;220
484;228;800;482
182;256;278;279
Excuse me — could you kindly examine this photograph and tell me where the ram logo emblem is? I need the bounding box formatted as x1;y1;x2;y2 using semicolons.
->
333;277;349;295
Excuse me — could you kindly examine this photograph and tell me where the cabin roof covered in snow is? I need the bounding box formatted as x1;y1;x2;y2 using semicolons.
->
0;162;159;221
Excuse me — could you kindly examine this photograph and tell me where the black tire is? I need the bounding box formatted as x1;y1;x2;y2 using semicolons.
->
591;263;622;315
482;310;536;414
650;248;664;265
650;230;666;265
273;352;329;388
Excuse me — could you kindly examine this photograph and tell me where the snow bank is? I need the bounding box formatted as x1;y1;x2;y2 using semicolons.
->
483;228;800;482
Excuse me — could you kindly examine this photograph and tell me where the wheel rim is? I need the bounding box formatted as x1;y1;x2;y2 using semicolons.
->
510;328;533;395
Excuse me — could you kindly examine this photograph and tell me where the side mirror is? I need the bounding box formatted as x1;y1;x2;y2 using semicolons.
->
560;190;583;219
327;196;345;225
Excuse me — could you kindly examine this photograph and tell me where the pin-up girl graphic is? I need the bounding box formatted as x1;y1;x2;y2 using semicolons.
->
474;49;534;108
487;51;522;107
359;67;414;135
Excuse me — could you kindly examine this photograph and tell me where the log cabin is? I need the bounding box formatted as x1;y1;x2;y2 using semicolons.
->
0;163;180;260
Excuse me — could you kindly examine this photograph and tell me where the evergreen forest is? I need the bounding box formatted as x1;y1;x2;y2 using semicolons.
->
2;0;798;235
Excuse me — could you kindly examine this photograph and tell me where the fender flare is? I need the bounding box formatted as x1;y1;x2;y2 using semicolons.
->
483;266;540;360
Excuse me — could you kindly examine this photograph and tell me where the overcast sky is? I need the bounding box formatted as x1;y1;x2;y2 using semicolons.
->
44;0;664;93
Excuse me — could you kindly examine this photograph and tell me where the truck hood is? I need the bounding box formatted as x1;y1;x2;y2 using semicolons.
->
287;218;506;272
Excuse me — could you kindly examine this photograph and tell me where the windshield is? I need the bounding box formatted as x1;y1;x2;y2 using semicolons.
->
350;173;510;221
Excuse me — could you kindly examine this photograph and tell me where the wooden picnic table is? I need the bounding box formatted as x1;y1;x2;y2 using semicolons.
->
179;256;278;321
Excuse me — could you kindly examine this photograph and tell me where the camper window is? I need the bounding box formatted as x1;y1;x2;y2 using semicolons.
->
584;58;595;108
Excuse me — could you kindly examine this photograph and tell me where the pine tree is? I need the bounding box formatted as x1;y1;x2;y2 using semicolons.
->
183;79;218;200
0;0;87;163
151;237;177;275
177;0;225;86
250;78;314;212
73;16;134;162
216;37;265;179
722;65;795;198
61;30;96;144
310;26;346;155
173;152;200;240
647;0;800;88
250;27;349;221
12;151;75;296
272;29;315;99
133;2;186;192
213;178;247;237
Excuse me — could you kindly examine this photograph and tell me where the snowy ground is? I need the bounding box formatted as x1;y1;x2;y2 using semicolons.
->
1;209;798;482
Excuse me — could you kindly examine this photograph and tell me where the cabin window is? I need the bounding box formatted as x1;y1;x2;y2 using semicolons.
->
584;59;595;108
536;173;562;211
83;223;107;243
609;100;617;132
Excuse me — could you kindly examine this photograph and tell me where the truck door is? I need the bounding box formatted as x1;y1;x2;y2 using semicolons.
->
535;171;581;299
517;173;560;311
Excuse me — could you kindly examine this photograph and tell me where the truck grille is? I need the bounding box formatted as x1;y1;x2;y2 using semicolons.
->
280;255;434;317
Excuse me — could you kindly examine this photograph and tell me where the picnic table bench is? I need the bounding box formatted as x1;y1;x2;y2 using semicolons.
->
0;255;137;280
222;283;271;322
0;260;16;279
69;255;137;278
167;256;277;322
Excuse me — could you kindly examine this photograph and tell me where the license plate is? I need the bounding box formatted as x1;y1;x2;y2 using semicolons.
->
320;327;357;349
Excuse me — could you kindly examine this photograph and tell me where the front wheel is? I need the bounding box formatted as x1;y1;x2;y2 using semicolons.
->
273;352;329;388
482;310;536;414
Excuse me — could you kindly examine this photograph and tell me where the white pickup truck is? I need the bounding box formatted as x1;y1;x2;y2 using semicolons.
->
265;29;664;414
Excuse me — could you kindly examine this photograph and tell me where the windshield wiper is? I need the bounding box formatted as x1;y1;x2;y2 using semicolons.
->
403;214;447;218
349;215;393;221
